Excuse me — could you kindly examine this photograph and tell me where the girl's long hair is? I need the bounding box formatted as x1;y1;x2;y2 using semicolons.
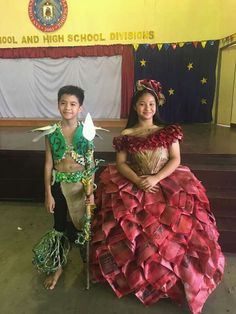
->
125;89;166;129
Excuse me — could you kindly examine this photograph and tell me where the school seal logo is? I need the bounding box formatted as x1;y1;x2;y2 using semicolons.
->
28;0;68;32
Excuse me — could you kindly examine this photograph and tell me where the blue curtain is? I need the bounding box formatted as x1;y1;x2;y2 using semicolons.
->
135;41;219;123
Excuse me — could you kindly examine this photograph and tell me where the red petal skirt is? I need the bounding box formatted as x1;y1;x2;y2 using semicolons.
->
91;165;225;314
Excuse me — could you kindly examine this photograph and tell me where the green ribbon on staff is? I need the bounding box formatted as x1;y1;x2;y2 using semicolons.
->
75;158;102;245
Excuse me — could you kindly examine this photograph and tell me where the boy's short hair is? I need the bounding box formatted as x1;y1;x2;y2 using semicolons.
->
58;85;85;105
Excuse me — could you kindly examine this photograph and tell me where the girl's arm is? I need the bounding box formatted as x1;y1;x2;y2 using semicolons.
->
154;140;180;181
139;141;181;191
116;150;143;187
44;137;55;213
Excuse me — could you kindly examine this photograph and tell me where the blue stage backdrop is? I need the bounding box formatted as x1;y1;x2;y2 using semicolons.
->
135;41;219;123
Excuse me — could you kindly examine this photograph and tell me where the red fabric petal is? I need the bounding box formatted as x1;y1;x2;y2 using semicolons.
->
91;164;225;314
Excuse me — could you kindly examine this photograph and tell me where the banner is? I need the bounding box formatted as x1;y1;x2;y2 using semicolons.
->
0;0;235;48
220;33;236;48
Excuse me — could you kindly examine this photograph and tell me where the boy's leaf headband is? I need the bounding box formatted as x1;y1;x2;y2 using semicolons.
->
136;79;165;106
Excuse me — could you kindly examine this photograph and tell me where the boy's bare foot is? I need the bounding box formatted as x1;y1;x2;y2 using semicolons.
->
44;266;63;290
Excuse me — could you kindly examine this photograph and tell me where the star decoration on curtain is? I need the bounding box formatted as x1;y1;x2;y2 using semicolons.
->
201;77;207;84
134;41;219;122
168;88;175;96
187;62;193;71
140;59;147;67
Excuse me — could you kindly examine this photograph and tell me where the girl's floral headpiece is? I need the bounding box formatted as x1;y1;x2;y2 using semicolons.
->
136;79;165;106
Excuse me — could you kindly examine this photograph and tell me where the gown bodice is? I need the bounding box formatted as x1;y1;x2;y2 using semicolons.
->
129;147;169;175
113;124;183;175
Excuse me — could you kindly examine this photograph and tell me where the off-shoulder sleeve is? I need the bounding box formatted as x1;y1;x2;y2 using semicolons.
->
113;125;183;153
160;124;183;147
113;136;128;152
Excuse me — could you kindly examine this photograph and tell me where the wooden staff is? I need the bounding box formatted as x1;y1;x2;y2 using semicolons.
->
79;113;97;290
82;177;94;290
76;113;107;290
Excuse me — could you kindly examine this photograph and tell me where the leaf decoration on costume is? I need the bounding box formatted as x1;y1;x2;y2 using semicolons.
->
82;113;96;141
31;124;57;142
32;229;70;274
82;113;110;141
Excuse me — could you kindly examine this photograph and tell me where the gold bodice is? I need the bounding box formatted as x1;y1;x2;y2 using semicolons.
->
130;147;169;175
113;124;183;176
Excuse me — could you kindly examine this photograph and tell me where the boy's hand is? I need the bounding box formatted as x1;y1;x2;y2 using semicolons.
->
85;193;95;206
45;194;55;213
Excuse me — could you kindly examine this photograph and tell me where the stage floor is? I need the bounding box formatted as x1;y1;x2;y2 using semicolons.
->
1;123;236;154
1;200;235;314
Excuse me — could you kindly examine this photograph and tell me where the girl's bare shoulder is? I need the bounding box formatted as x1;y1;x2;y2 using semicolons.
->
120;128;135;136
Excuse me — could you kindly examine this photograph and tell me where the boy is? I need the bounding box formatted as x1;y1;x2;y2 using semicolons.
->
33;85;94;289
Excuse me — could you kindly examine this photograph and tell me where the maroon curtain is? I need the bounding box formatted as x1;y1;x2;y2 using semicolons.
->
0;45;134;118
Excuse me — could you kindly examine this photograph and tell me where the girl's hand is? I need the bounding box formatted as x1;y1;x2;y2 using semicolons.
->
45;194;55;213
146;185;160;193
139;175;160;193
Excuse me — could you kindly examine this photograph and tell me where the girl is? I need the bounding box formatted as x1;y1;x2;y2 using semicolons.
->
91;79;225;314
